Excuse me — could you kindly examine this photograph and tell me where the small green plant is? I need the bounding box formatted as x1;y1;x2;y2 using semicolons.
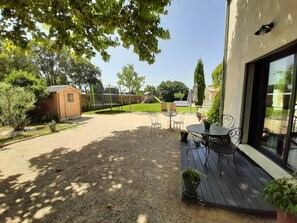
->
263;173;297;215
182;167;202;182
41;112;59;123
48;120;56;127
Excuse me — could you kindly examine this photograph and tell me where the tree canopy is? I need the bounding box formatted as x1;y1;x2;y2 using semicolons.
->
0;0;171;64
211;63;223;89
156;81;188;102
4;70;48;100
117;64;145;112
194;59;206;106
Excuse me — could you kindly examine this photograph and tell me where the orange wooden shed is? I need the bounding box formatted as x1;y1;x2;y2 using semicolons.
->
43;85;82;120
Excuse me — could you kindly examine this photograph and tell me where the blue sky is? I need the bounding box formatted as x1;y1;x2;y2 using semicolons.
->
91;0;226;89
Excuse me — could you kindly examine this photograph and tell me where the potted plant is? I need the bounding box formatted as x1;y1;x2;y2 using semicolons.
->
48;120;57;132
203;118;211;130
181;167;202;198
196;112;203;122
180;130;188;142
263;173;297;223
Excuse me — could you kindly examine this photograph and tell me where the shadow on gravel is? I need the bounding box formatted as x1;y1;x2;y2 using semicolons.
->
0;126;183;223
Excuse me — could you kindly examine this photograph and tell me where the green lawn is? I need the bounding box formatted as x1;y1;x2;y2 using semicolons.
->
84;103;206;114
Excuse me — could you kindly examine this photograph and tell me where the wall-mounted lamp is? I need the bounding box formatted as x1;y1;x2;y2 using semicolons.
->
254;22;274;35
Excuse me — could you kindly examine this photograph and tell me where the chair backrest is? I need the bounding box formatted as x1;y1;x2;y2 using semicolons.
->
209;127;241;153
228;127;242;148
161;103;167;112
170;103;176;112
179;112;185;122
150;114;159;123
222;114;235;128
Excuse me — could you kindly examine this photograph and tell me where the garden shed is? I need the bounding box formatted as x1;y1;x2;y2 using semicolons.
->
41;85;81;120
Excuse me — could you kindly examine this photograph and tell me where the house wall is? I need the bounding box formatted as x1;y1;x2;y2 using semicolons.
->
204;90;218;105
57;88;81;120
225;0;297;127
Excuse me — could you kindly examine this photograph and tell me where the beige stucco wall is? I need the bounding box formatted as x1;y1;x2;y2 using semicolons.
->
225;0;297;126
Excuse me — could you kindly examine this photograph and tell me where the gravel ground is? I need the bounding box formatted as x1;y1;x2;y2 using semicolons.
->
0;113;276;223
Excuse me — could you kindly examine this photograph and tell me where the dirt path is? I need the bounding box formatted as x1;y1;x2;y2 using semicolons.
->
0;113;275;223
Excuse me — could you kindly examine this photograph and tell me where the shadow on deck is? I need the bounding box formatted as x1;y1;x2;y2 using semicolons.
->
180;139;276;217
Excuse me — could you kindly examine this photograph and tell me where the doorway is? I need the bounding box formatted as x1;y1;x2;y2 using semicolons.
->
248;44;297;170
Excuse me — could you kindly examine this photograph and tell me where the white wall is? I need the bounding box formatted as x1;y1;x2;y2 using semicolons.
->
225;0;297;126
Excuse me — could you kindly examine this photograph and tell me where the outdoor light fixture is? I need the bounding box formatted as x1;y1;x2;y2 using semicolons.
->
255;22;274;35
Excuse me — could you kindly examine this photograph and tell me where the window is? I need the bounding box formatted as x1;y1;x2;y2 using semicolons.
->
67;93;74;102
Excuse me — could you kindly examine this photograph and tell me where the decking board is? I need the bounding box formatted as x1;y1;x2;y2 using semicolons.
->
180;139;276;216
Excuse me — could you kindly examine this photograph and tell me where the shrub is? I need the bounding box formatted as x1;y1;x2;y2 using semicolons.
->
41;112;59;123
207;90;221;125
0;82;36;130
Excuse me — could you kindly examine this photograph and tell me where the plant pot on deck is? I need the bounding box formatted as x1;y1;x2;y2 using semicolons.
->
263;174;297;223
181;168;202;199
180;131;188;142
277;210;297;223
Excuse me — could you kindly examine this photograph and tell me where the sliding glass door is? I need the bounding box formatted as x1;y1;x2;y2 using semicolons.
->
260;55;294;160
249;47;297;170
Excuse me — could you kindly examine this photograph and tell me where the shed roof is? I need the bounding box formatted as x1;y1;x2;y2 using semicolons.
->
47;85;81;93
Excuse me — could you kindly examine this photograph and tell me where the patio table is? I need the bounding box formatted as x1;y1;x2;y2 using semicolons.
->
186;124;230;165
165;112;177;131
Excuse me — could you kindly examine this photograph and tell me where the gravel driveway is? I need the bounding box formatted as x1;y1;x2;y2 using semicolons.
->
0;113;275;223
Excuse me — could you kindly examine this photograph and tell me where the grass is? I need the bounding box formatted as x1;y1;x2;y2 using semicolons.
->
84;102;205;114
0;123;78;146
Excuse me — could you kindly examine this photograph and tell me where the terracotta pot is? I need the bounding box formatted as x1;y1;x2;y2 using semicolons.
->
277;210;297;223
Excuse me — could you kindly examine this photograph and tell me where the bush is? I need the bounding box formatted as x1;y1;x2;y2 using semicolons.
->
41;112;59;123
207;90;221;124
0;82;36;130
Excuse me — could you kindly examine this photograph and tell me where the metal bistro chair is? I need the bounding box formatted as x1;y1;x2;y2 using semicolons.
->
208;127;241;177
173;112;185;130
222;114;235;128
149;114;162;133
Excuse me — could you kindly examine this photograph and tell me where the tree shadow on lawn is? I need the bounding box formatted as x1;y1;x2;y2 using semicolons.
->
0;127;185;223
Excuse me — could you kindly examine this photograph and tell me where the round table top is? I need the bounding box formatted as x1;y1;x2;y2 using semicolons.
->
186;124;229;136
165;112;177;117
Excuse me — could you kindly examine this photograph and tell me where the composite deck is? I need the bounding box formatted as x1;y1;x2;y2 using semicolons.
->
180;139;276;216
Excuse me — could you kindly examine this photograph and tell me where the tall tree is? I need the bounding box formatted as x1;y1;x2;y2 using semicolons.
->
117;64;145;112
0;0;171;64
194;59;206;106
143;85;157;95
31;43;70;86
0;40;39;81
156;81;188;102
68;58;102;92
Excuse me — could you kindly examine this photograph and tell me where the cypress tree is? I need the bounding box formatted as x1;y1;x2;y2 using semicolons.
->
194;59;206;106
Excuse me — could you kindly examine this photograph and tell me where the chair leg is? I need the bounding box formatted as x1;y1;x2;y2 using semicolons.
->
204;148;210;167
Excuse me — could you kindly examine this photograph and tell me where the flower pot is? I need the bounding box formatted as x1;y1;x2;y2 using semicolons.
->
277;210;297;223
204;123;210;130
49;124;56;132
180;131;188;142
182;178;200;198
